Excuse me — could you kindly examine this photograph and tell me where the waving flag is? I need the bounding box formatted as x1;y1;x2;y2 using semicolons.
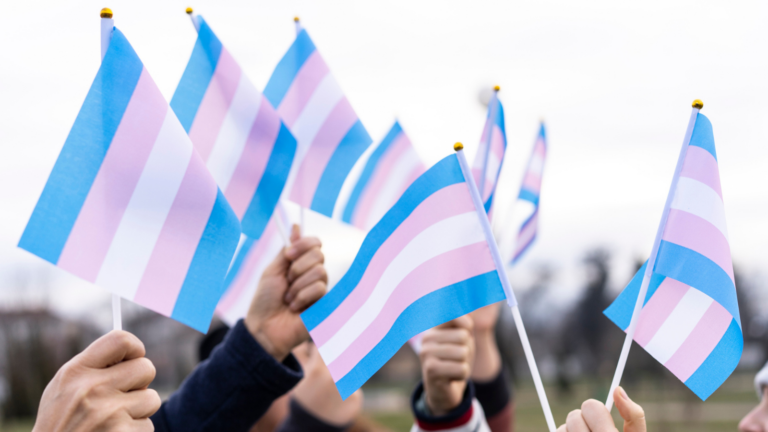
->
341;121;427;230
171;16;296;239
604;112;740;400
302;153;510;399
19;28;241;332
264;27;373;217
471;91;507;215
510;123;547;263
217;206;290;325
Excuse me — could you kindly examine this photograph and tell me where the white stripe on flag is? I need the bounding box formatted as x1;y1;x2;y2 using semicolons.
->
643;287;713;364
206;75;262;191
96;111;194;300
318;211;486;364
670;177;729;240
528;152;545;176
364;149;424;229
283;72;343;196
485;150;501;185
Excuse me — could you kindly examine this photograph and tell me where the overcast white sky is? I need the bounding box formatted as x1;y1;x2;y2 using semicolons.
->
2;0;768;320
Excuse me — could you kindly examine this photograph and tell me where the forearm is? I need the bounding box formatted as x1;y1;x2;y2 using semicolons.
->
152;320;303;432
471;330;501;382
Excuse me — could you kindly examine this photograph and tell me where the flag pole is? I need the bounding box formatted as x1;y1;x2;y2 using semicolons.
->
293;16;307;234
478;86;500;200
101;7;121;332
604;100;703;410
186;7;200;32
455;142;556;432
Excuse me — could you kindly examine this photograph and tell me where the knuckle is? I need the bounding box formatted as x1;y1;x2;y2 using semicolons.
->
136;357;156;380
146;389;162;412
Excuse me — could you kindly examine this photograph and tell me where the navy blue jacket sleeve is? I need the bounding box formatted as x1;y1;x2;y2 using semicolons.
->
151;320;304;432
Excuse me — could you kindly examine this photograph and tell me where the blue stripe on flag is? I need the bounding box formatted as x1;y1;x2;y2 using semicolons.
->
241;123;297;238
511;210;538;264
538;123;546;142
484;191;494;214
221;236;256;293
684;318;743;400
170;17;222;133
334;270;506;399
603;262;667;331
263;29;317;108
517;189;539;204
301;154;465;330
655;240;740;327
171;189;241;332
689;113;716;161
18;28;143;264
342;122;403;223
493;99;506;137
311;120;372;217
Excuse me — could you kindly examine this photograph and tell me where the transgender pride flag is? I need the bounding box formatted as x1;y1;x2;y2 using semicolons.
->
341;121;426;231
264;27;373;217
604;112;741;400
472;91;507;214
171;16;296;239
19;28;241;332
510;123;547;263
302;152;510;399
216;206;291;325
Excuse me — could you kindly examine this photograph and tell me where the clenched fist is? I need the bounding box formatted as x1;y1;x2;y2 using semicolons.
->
33;331;160;432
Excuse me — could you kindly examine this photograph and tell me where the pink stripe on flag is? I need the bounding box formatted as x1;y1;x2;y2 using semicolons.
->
680;145;722;199
132;152;218;315
224;98;282;219
309;182;476;346
664;299;733;382
276;51;329;128
325;241;495;381
188;48;242;162
58;69;167;281
490;125;505;161
534;139;546;158
514;213;538;257
634;278;689;347
352;133;410;228
521;172;542;194
662;209;734;282
290;97;358;207
217;226;278;314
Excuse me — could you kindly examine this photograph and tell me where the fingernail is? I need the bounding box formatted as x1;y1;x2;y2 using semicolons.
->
619;386;630;401
286;247;296;258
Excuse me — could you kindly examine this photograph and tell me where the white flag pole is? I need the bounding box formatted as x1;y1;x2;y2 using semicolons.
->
293;16;307;234
478;86;500;200
604;100;702;410
186;7;200;32
455;143;556;432
101;8;121;332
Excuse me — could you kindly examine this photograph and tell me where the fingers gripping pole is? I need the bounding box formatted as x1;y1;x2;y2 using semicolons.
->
605;102;701;411
101;8;121;331
454;143;556;432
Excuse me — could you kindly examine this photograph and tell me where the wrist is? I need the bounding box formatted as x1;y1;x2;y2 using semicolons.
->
471;335;501;382
245;318;289;362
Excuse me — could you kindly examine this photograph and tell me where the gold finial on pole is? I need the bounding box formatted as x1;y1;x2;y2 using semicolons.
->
100;8;113;18
294;16;300;22
454;142;464;151
186;7;194;14
493;85;500;92
692;99;704;109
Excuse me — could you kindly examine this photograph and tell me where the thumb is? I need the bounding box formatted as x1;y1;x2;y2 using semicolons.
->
614;387;646;432
290;223;301;243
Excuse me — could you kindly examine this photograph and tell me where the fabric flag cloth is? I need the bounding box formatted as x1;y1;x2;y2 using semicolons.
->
604;113;741;400
263;28;373;218
341;121;427;231
301;154;511;399
18;27;241;332
471;94;507;215
509;123;547;264
216;205;291;325
171;16;296;239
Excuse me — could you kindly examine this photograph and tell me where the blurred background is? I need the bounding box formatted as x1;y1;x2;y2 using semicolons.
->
2;0;768;430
